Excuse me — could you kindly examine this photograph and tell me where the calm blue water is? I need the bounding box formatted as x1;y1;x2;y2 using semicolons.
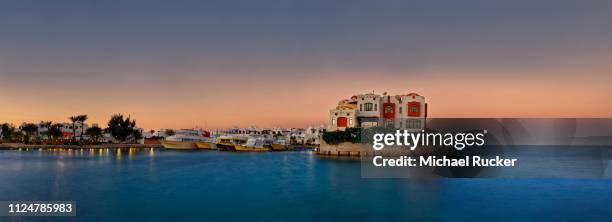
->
0;149;611;222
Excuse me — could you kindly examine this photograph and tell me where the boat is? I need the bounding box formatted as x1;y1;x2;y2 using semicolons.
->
270;138;288;151
160;129;211;150
160;140;197;149
215;136;237;151
195;141;217;150
234;137;270;152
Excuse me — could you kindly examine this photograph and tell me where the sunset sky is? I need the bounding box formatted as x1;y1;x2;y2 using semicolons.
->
1;0;611;130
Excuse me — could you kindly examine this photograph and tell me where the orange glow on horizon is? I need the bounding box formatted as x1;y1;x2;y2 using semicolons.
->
2;70;610;130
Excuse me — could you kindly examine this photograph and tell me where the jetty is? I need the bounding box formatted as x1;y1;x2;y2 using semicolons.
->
317;140;364;157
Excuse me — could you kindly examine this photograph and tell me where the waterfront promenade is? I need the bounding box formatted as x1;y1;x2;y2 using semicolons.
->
0;143;162;150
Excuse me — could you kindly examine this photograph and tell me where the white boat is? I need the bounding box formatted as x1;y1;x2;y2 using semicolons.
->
234;136;270;152
160;129;212;150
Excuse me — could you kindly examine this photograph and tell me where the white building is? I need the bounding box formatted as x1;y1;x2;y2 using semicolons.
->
328;92;427;131
60;122;89;139
305;125;326;145
329;99;358;130
18;121;94;140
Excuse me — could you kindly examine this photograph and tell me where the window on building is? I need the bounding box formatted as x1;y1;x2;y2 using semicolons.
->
360;104;363;111
385;119;393;128
374;104;377;111
410;105;418;113
332;119;336;126
363;103;373;111
349;117;353;126
385;106;393;113
399;107;402;114
407;119;421;129
407;102;421;117
361;122;378;127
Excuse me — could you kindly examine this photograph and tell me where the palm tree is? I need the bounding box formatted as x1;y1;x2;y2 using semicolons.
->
41;121;53;140
77;115;88;141
86;126;103;144
21;123;38;144
1;123;12;141
165;129;175;137
106;114;141;143
69;116;79;142
49;123;63;143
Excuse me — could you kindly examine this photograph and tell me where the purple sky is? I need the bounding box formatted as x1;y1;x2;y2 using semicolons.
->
1;0;611;129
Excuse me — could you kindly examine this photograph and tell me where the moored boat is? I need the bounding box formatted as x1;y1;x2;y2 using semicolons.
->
234;145;270;152
160;129;212;150
160;140;197;149
195;141;217;150
234;137;270;152
270;138;288;151
215;136;236;151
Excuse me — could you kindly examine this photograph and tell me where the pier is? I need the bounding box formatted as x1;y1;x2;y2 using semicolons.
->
317;141;364;157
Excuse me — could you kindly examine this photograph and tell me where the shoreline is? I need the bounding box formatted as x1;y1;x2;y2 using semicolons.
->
0;143;163;150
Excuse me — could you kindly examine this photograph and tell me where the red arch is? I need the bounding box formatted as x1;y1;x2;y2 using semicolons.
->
337;117;347;127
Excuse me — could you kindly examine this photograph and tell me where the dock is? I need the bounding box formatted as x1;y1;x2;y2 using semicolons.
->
317;141;364;157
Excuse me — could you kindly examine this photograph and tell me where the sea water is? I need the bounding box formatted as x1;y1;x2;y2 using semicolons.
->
0;149;610;222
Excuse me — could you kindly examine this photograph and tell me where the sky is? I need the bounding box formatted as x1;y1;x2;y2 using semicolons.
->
1;0;611;130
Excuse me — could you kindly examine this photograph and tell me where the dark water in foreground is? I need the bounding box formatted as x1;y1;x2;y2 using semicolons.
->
0;149;611;222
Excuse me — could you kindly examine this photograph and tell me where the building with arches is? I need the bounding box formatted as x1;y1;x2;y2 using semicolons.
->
328;92;427;131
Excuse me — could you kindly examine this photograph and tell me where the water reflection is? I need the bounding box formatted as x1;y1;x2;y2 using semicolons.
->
116;148;122;160
11;147;160;160
1;149;611;221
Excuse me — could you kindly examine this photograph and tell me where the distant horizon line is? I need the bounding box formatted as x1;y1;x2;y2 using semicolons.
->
4;116;612;131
